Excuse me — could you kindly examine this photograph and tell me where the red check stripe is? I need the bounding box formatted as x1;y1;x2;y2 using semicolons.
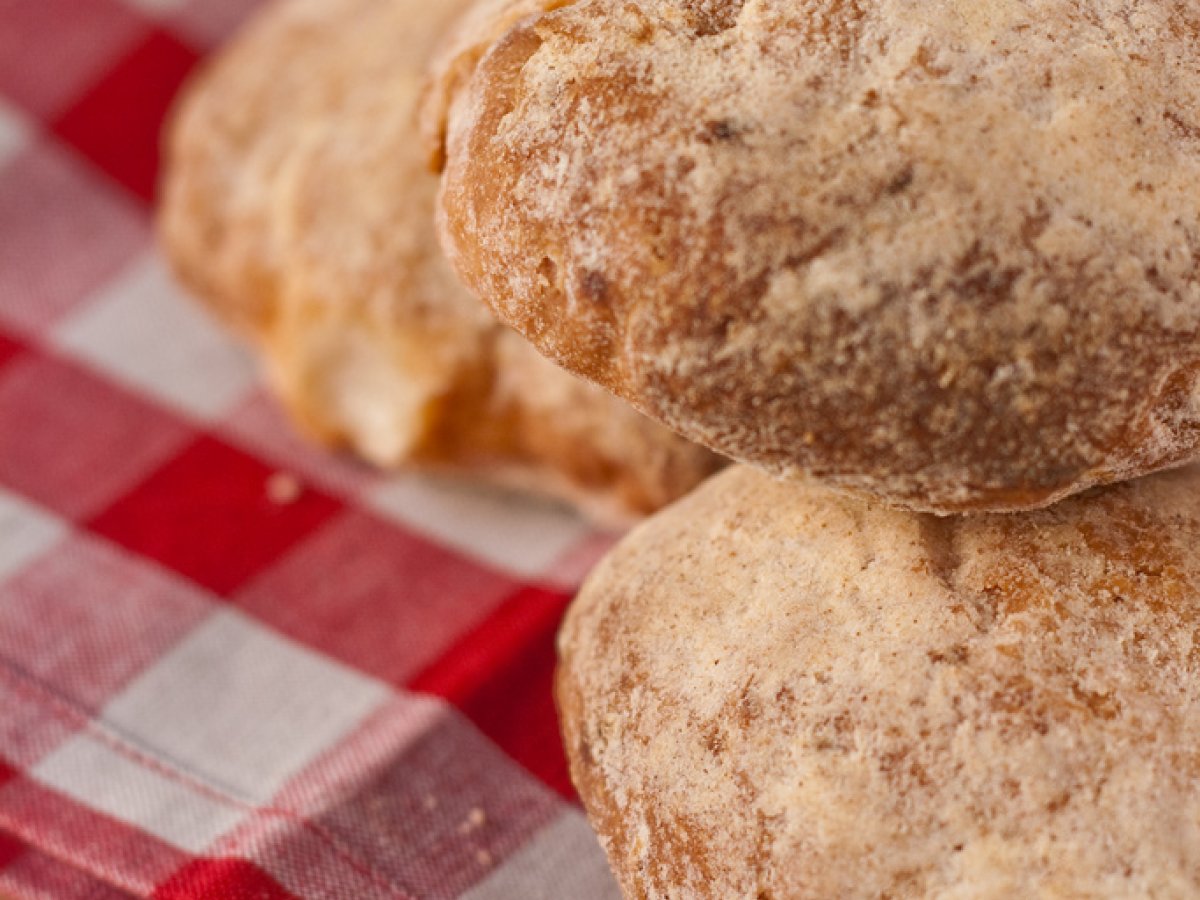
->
410;585;577;800
52;29;202;204
0;332;23;371
154;859;297;900
0;0;147;118
0;828;25;869
0;349;194;520
89;435;344;595
0;775;189;893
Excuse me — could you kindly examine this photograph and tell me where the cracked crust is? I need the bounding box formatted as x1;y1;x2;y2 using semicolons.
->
432;0;1200;513
158;0;723;523
558;464;1200;898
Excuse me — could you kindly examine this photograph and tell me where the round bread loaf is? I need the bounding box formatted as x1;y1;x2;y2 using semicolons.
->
558;464;1200;898
159;0;723;522
431;0;1200;513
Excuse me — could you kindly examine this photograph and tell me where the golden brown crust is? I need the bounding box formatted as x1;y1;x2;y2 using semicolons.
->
158;0;723;523
433;0;1200;513
419;0;571;171
558;464;1200;898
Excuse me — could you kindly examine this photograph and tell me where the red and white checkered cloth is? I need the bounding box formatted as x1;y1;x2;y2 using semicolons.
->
0;1;624;896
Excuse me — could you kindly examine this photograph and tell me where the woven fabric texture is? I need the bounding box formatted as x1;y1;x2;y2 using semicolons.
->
0;1;621;896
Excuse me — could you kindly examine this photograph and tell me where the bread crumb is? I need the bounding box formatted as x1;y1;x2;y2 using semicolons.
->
458;806;487;834
266;472;302;505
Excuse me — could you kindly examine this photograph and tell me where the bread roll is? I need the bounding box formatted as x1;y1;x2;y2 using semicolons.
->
159;0;723;523
431;0;1200;513
559;464;1200;897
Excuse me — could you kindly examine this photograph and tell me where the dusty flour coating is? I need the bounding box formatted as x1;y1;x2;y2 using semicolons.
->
558;464;1200;898
158;0;723;522
433;0;1200;513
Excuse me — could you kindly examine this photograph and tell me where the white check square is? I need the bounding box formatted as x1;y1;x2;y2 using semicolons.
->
0;97;30;169
54;254;257;420
462;812;621;900
98;609;389;803
0;489;65;581
32;733;247;853
369;474;592;579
